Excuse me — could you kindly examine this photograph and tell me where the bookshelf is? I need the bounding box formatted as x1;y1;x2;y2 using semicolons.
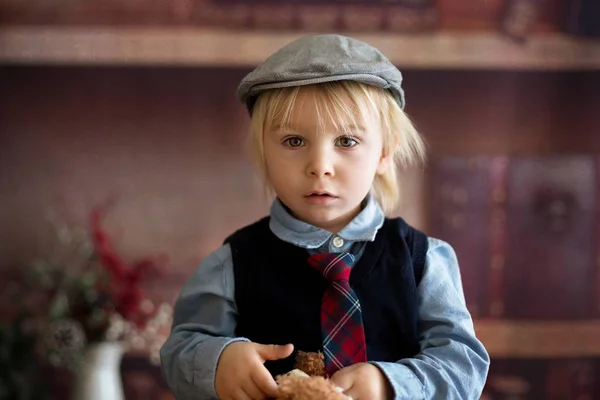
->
1;26;599;69
475;319;600;358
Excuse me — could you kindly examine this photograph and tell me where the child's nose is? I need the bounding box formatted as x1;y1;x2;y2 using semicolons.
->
306;150;334;178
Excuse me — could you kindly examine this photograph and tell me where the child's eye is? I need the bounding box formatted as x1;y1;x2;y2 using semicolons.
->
283;137;305;148
336;136;358;148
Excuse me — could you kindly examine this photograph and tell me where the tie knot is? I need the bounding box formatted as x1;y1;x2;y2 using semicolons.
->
308;253;354;282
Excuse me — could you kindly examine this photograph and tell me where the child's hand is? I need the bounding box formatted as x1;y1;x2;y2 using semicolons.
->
215;341;294;400
330;363;394;400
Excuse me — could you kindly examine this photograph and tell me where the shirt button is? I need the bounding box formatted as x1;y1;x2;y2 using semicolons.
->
332;236;344;248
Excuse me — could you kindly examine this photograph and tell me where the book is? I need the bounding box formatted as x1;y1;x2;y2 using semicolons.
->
500;0;542;41
428;155;600;320
566;0;600;38
192;0;439;32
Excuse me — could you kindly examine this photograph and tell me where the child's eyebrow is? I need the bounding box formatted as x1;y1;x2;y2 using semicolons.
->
338;124;367;134
269;123;297;133
268;122;367;134
270;123;288;130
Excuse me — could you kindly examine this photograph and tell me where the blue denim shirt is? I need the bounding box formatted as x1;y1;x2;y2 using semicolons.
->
160;196;490;399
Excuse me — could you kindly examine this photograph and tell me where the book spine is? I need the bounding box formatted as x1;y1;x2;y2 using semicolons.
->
500;0;541;41
487;156;509;318
193;0;439;32
596;156;600;318
565;0;600;38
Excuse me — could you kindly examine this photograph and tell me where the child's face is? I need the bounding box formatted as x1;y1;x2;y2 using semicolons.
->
263;87;390;233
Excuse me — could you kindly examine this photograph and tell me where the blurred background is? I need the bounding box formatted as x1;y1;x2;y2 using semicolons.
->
1;0;600;399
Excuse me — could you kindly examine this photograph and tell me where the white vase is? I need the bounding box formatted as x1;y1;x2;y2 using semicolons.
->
72;341;125;400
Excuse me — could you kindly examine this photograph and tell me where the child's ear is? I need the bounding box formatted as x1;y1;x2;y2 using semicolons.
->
376;152;392;175
377;134;399;175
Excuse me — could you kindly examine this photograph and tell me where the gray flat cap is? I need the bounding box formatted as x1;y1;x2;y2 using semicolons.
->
237;34;405;114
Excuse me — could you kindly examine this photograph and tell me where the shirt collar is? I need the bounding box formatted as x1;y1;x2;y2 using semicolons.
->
269;194;385;249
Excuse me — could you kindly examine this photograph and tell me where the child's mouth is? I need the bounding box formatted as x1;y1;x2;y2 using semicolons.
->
305;192;338;203
306;192;335;198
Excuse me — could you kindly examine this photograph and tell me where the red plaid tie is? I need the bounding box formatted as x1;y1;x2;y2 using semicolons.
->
308;252;367;376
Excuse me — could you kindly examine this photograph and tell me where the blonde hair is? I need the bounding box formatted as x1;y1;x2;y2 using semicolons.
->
248;81;427;214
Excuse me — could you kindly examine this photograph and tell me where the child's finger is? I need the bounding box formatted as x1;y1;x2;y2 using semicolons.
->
243;379;269;400
233;387;253;400
330;368;355;392
255;343;294;362
341;385;361;400
250;367;279;398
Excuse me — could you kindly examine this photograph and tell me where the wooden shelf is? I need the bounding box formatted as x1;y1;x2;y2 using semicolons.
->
475;319;600;358
1;26;600;69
